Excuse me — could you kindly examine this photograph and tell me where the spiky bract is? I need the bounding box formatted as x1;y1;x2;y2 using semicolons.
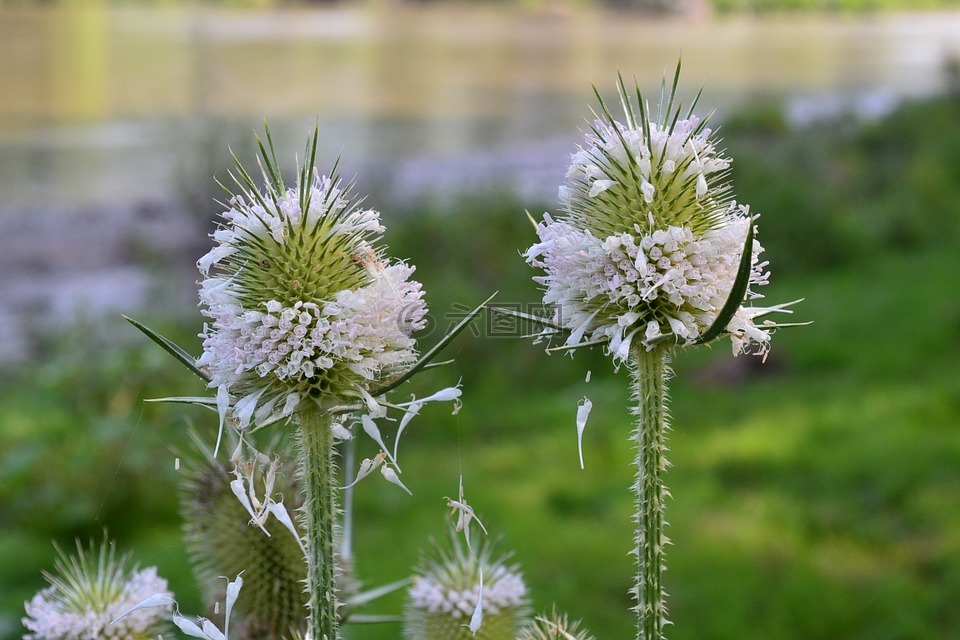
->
404;537;529;640
22;541;171;640
197;129;428;428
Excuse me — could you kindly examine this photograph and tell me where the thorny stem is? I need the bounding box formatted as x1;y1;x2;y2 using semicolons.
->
298;405;341;640
630;345;670;640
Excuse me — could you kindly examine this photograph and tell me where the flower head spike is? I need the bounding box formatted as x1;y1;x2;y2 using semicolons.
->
404;534;529;640
22;540;172;640
197;127;428;432
526;65;795;363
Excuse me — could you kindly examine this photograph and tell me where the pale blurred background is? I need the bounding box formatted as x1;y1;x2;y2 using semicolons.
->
2;3;958;359
2;2;960;639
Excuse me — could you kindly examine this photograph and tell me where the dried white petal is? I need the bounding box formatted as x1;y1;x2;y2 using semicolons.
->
381;464;412;495
576;397;593;470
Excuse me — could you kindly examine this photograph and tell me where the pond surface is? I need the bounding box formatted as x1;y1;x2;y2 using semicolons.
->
1;5;959;210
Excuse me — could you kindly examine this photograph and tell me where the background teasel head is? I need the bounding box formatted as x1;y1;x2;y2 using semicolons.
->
178;432;310;640
403;534;529;640
196;127;428;431
22;540;172;640
526;63;794;361
518;606;596;640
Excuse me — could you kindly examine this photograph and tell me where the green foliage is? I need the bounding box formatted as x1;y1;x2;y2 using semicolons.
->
3;93;960;640
0;319;205;636
724;94;960;271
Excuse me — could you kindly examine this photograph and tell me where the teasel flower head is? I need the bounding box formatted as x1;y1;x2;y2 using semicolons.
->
518;607;596;640
22;541;172;640
196;128;428;432
525;64;798;363
404;534;529;640
177;431;308;640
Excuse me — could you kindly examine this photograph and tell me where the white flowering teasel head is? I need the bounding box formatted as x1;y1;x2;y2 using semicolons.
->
404;535;530;640
197;128;428;432
526;66;796;363
22;541;172;640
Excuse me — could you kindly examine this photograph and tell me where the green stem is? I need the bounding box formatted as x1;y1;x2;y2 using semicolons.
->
630;346;670;640
298;405;340;640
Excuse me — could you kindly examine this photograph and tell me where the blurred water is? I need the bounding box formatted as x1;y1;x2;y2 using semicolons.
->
0;5;958;360
2;5;959;209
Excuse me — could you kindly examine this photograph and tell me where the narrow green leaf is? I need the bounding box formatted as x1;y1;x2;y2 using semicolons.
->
326;403;364;416
342;615;403;624
646;332;677;347
123;315;210;382
368;292;497;397
695;220;755;345
521;330;562;340
145;396;217;408
422;358;455;370
343;578;411;608
763;321;813;329
525;209;539;230
545;337;609;353
486;305;566;332
751;298;804;318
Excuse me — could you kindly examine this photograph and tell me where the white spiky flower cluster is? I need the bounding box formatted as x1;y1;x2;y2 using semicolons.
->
527;78;783;361
404;537;530;640
529;207;769;361
198;164;427;430
22;543;171;640
408;564;526;619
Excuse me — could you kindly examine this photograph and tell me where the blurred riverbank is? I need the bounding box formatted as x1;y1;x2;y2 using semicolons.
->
2;4;960;362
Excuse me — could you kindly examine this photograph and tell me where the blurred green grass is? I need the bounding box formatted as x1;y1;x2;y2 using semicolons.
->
2;91;960;639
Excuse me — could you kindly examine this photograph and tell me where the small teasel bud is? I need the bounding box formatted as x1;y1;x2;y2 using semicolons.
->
403;533;529;640
22;540;172;640
519;606;596;640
